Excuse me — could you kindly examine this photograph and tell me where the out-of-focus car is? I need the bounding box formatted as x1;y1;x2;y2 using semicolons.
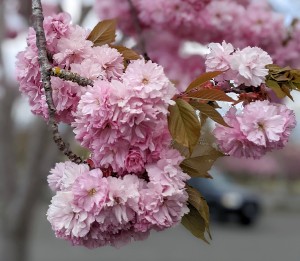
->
188;168;261;226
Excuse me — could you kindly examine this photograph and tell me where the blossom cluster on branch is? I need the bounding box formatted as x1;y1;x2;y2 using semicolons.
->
16;0;300;248
95;0;300;88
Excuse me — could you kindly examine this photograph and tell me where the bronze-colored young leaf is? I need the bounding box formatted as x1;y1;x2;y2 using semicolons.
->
111;45;140;60
282;84;294;101
186;185;210;227
187;89;235;102
181;205;210;243
168;99;201;153
186;71;224;93
87;19;117;46
191;102;230;127
180;146;223;178
265;79;286;99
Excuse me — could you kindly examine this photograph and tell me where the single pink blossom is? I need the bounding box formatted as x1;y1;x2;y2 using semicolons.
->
72;169;108;213
47;161;90;192
230;46;273;87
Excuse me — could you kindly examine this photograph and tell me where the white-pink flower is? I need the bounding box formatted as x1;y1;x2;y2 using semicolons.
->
47;161;90;192
213;101;296;159
230;46;273;86
53;25;92;68
47;191;94;238
238;100;295;146
205;41;234;72
72;169;108;213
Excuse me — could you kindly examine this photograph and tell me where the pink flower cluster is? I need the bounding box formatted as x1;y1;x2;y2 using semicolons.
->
16;12;124;123
47;151;189;248
205;41;273;87
95;0;300;87
72;59;177;175
16;12;190;248
213;100;296;159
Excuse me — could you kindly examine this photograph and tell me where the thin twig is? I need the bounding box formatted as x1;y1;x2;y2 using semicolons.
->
127;0;150;61
51;67;95;87
32;0;85;164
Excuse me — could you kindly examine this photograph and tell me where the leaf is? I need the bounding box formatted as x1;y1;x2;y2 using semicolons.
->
187;89;235;102
182;187;211;243
87;19;117;46
168;99;201;153
186;186;210;226
266;80;287;99
111;45;140;60
200;113;208;126
186;71;224;92
180;146;223;178
182;205;209;243
282;84;294;101
191;102;230;127
180;143;224;178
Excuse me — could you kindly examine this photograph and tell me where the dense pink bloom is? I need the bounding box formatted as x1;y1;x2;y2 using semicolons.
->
213;101;296;159
213;107;267;159
205;43;272;87
238;100;296;148
47;151;190;248
230;47;273;86
122;59;177;104
72;169;108;213
47;162;90;192
17;13;92;123
90;45;124;80
47;191;95;238
124;149;146;175
53;26;92;68
73;60;177;174
206;41;234;72
237;2;286;53
19;4;300;250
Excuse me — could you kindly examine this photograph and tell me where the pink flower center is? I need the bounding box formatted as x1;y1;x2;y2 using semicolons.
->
142;78;149;85
88;188;97;196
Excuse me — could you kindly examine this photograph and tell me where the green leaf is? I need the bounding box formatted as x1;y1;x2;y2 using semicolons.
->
186;71;224;92
180;146;223;178
87;19;117;46
191;102;230;127
168;99;201;153
187;89;235;102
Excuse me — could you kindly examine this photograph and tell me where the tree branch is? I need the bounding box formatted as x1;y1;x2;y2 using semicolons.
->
127;0;150;61
51;67;94;87
32;0;85;164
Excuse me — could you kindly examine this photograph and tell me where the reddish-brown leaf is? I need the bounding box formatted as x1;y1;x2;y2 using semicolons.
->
87;19;117;46
111;45;141;61
191;102;230;127
185;71;224;93
187;89;235;102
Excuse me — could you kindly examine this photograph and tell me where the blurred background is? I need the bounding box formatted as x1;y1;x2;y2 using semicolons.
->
1;0;300;261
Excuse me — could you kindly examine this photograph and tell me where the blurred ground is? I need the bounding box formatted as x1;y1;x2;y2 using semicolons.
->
28;202;300;261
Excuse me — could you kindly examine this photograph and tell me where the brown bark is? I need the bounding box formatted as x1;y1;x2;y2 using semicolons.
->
32;0;86;164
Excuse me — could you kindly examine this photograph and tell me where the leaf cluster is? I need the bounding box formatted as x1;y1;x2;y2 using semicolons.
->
168;72;231;243
266;64;300;100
